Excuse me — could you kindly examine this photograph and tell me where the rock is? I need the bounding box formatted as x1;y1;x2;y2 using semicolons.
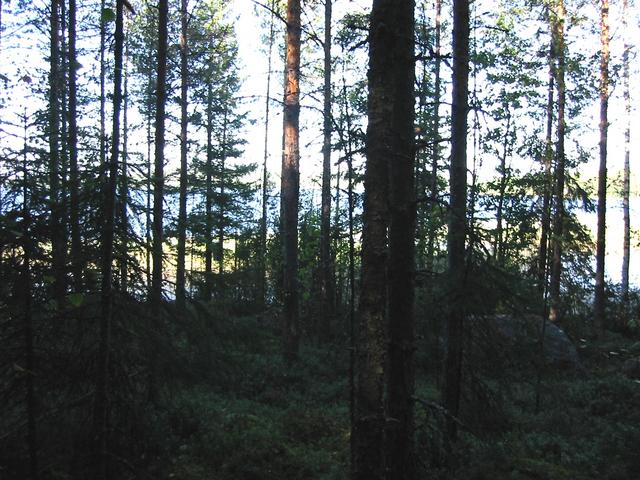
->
622;358;640;379
467;314;582;372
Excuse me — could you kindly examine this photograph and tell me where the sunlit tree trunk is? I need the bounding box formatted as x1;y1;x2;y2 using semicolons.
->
444;0;470;448
549;0;566;324
281;0;301;362
594;0;609;334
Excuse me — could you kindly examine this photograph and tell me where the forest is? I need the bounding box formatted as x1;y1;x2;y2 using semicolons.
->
0;0;639;478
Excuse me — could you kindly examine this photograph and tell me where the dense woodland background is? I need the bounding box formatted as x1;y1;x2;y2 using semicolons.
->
1;0;640;478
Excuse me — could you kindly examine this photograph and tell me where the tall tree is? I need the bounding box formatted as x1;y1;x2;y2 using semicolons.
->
21;110;38;480
537;30;555;295
149;0;169;401
68;0;82;290
94;0;125;476
548;0;567;324
352;0;415;476
319;0;335;336
281;0;302;362
260;0;277;310
49;0;66;303
175;0;189;308
593;0;609;333
443;0;470;448
621;0;631;305
386;0;416;476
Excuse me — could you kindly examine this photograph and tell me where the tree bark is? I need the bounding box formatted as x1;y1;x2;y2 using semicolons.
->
94;0;124;476
260;0;276;310
205;82;214;302
149;0;169;402
176;0;189;308
549;0;566;324
385;0;416;477
119;23;129;293
319;0;335;338
444;0;470;448
594;0;609;334
68;0;82;290
49;0;66;304
537;32;555;295
22;110;38;480
281;0;301;362
621;0;631;306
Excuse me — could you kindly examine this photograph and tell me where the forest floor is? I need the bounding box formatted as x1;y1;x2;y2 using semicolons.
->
145;314;640;480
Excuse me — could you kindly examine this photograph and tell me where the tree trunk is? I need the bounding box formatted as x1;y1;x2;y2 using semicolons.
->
537;33;554;295
205;82;214;302
149;0;169;402
260;0;276;310
549;0;566;324
426;0;443;278
94;0;124;476
444;0;470;448
353;7;389;474
68;0;82;290
319;0;335;338
386;0;416;476
594;0;609;334
218;111;228;293
119;23;129;293
22;110;38;480
281;0;301;362
621;0;631;305
176;0;189;308
49;0;66;304
494;110;511;264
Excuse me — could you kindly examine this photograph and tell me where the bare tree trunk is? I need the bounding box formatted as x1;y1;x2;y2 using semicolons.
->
149;0;169;403
594;0;609;334
621;0;631;306
386;1;416;477
281;0;302;362
549;0;566;324
176;0;189;308
444;0;470;449
319;0;335;338
94;1;124;476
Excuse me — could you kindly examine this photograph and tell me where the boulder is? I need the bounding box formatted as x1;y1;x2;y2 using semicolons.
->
622;358;640;379
467;314;582;372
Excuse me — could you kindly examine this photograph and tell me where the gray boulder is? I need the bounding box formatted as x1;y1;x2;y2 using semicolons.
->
467;314;582;372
